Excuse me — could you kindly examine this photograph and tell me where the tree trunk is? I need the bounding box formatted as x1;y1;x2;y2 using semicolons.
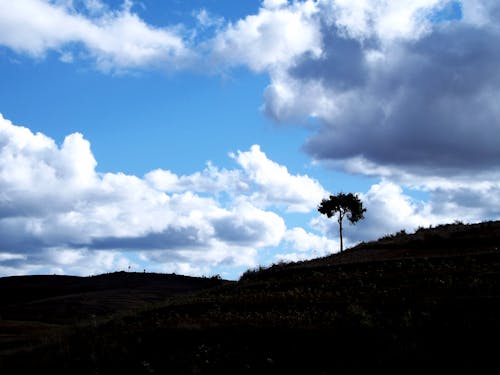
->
338;214;343;252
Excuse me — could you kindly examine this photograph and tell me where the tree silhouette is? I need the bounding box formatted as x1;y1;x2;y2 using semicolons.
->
318;193;366;252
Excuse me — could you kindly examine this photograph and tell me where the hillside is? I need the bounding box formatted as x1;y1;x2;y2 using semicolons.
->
0;271;229;323
0;272;228;359
2;221;500;374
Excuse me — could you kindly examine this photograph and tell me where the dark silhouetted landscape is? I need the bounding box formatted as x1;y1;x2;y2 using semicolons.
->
2;220;500;374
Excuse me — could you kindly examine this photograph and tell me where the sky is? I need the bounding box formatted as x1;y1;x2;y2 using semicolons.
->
0;0;499;279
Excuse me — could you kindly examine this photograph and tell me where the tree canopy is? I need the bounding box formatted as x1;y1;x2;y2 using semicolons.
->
318;193;366;252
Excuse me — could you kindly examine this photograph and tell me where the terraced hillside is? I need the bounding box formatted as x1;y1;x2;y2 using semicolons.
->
2;221;500;374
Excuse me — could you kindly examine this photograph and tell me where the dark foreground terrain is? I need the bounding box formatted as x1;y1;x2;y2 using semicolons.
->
2;221;500;374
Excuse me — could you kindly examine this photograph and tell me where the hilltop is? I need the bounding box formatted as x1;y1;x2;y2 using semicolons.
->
243;220;500;277
2;221;500;374
0;271;229;324
0;271;228;361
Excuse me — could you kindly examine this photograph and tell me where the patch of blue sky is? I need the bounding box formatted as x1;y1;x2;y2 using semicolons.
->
134;0;262;30
1;47;288;176
313;168;379;197
429;0;462;23
403;187;430;203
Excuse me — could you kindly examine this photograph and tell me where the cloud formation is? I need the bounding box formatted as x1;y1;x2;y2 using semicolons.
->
301;22;500;177
147;145;327;213
2;0;498;174
1;112;498;277
259;0;500;179
276;227;337;262
231;145;327;212
0;0;191;71
211;0;321;72
2;1;500;276
0;113;333;276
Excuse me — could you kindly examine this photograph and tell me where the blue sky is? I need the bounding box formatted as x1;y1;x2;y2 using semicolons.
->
0;0;499;279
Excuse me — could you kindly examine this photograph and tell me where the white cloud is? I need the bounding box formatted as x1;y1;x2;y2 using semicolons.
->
211;0;322;72
201;0;500;228
146;144;327;213
276;226;337;262
309;178;499;248
1;112;498;277
330;179;500;246
284;227;335;253
249;0;500;197
157;261;210;278
263;0;289;10
355;181;434;240
194;8;224;30
0;0;191;71
0;253;26;262
0;246;131;276
213;200;286;247
263;70;341;122
84;0;106;14
207;0;450;75
232;145;327;212
145;162;246;195
0;0;322;73
45;248;132;275
2;1;500;277
323;0;446;42
0;113;290;276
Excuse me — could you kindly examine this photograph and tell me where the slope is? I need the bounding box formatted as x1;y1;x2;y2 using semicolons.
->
2;221;500;374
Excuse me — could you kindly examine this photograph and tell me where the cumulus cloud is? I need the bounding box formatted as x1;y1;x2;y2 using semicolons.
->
231;145;327;212
0;0;323;73
355;181;434;240
323;0;446;42
2;1;500;275
309;176;500;253
145;163;246;195
1;112;498;276
146;144;327;213
0;113;339;276
276;226;337;262
307;182;431;247
211;0;322;72
302;22;500;177
0;113;286;274
0;247;131;277
263;0;289;10
218;1;500;237
258;0;500;180
0;0;191;71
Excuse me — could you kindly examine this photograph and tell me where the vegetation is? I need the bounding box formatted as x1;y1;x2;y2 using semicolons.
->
1;220;500;374
318;192;366;252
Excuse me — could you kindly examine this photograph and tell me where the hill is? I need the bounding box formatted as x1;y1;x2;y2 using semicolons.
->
2;221;500;374
0;272;228;359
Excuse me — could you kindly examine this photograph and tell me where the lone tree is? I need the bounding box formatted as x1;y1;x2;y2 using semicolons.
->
318;192;366;252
